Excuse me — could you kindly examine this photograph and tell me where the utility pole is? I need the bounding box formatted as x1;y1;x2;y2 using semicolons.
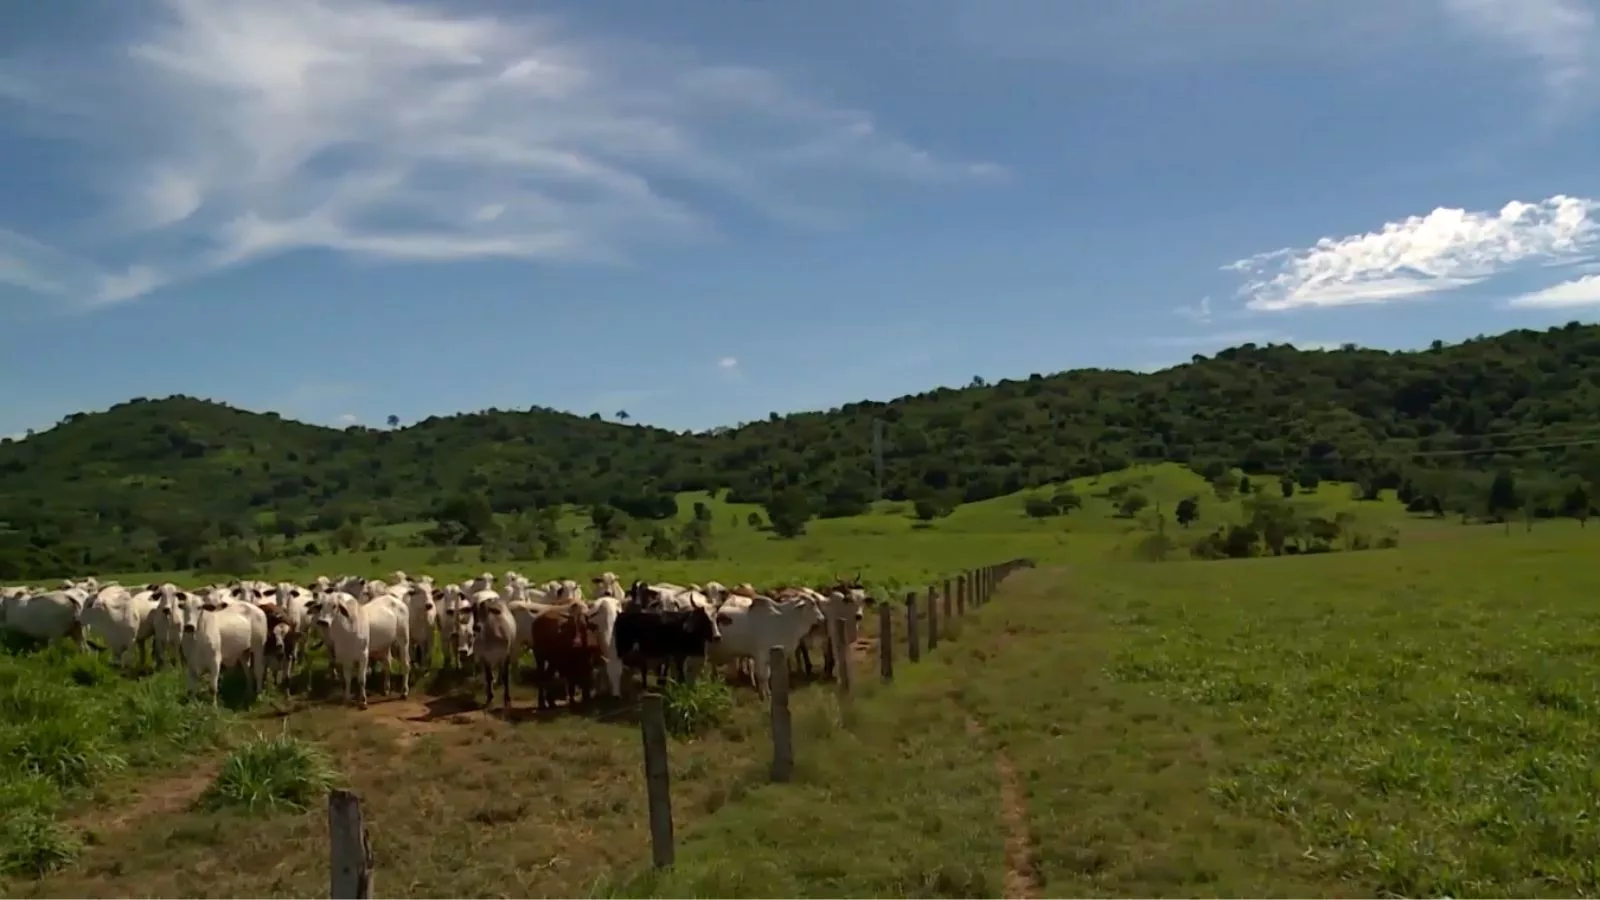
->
872;418;885;500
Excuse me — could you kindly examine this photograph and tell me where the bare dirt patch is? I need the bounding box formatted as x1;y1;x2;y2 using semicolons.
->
71;761;221;836
968;716;1040;900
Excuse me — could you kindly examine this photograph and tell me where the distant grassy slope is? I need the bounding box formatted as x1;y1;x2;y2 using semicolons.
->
97;467;1439;591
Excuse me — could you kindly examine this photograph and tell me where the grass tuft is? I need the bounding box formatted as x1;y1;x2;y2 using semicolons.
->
199;729;340;814
659;678;735;739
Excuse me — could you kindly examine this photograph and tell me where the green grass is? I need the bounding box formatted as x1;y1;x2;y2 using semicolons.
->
11;470;1586;896
199;729;340;814
0;641;229;877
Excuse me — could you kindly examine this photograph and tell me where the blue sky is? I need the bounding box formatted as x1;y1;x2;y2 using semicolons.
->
4;0;1600;439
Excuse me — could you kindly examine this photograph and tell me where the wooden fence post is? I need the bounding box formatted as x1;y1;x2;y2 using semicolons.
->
640;693;675;869
906;593;921;663
768;645;794;783
968;569;979;607
831;617;853;698
926;584;940;651
328;789;374;900
942;578;954;622
956;574;967;617
877;602;893;683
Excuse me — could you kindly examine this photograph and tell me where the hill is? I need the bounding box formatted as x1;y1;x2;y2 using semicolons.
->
3;322;1600;578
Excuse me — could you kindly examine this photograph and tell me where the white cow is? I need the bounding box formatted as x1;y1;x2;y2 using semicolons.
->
180;590;268;705
404;580;438;668
591;571;623;599
312;590;411;709
437;584;477;669
2;587;88;647
708;595;826;698
79;585;157;669
585;595;626;698
470;591;518;711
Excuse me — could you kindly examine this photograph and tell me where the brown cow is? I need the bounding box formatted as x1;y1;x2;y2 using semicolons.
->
531;603;597;710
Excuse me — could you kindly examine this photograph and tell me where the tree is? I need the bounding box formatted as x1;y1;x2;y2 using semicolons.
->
764;489;812;539
1050;489;1082;514
1297;470;1321;492
1279;475;1295;498
1175;497;1199;527
1563;481;1592;527
1238;475;1253;495
1487;470;1519;521
1116;491;1150;518
1024;497;1057;518
434;493;496;545
616;410;630;422
386;414;400;428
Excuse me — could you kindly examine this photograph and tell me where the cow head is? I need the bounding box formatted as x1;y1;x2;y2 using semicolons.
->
686;605;721;644
626;580;658;609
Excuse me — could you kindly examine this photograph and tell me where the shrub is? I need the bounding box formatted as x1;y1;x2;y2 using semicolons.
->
200;730;340;814
660;678;734;739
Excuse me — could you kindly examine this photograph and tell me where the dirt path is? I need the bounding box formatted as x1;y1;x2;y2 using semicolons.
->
967;716;1041;899
70;759;222;836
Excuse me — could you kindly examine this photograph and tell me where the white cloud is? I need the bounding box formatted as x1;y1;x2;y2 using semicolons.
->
1174;296;1213;323
337;413;359;424
0;0;1002;307
1505;273;1600;308
1438;0;1597;103
1225;194;1600;312
716;356;739;370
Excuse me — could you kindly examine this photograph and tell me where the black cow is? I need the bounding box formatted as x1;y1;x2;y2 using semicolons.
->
613;605;721;689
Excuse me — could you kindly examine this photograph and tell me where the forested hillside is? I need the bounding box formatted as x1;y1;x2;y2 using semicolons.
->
2;322;1599;577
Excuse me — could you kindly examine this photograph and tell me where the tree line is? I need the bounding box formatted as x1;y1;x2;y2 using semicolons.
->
2;322;1599;578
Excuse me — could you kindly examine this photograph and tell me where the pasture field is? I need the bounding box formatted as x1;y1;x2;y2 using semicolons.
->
5;468;1576;897
614;522;1600;897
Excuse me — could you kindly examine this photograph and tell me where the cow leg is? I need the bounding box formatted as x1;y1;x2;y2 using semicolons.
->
823;640;837;679
499;660;512;711
482;663;494;709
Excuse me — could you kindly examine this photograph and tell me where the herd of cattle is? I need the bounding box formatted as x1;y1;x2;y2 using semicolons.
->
0;570;873;712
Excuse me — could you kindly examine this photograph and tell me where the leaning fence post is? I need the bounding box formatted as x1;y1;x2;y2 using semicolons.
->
927;584;940;651
831;617;853;698
956;574;967;617
906;592;921;663
877;602;893;683
768;645;795;783
640;693;675;869
942;578;954;623
328;789;374;900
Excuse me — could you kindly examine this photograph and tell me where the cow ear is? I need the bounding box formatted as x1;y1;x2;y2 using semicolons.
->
200;601;220;612
145;583;160;592
715;613;732;625
336;604;353;620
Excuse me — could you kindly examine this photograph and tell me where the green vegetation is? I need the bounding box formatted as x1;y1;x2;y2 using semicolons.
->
600;524;1600;897
0;642;227;877
4;323;1600;579
658;678;736;740
199;730;340;814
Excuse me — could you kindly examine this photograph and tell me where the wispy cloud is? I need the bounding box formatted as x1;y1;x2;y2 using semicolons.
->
716;356;740;371
336;413;359;425
1224;194;1599;312
1505;273;1600;308
1438;0;1598;107
0;0;1002;308
1174;296;1213;323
